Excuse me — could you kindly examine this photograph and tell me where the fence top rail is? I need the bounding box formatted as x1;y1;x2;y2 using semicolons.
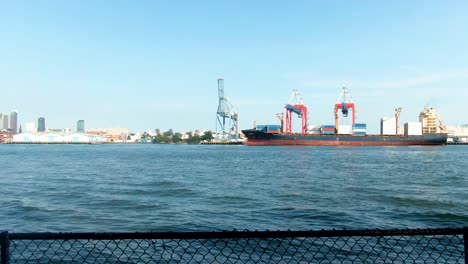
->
6;227;467;241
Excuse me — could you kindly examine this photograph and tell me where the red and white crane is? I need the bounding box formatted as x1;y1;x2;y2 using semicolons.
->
334;87;355;132
285;89;308;134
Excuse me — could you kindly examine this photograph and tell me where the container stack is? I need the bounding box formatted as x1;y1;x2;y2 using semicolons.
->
404;122;423;136
256;125;281;134
337;125;352;135
381;117;397;135
321;125;335;135
353;123;367;135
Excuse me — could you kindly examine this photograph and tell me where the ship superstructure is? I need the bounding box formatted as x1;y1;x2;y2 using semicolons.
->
419;106;446;134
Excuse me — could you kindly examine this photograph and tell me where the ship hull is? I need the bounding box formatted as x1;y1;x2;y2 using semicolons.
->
241;129;447;146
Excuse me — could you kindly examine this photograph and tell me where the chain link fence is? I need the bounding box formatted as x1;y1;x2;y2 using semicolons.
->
1;228;467;263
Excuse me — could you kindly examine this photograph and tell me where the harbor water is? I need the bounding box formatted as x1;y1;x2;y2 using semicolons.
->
0;144;467;232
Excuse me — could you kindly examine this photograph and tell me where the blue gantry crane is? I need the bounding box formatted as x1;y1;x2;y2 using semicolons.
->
216;78;239;141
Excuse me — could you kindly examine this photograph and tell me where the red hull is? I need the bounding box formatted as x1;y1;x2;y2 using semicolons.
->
243;139;445;146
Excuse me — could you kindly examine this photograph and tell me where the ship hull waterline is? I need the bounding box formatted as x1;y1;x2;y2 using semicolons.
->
241;129;447;146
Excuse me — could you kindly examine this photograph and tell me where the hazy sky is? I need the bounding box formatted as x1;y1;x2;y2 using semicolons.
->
1;1;467;133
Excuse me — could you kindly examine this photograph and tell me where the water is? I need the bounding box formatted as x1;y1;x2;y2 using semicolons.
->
0;144;467;232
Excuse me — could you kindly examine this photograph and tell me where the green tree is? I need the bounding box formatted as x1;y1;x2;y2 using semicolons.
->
172;132;183;143
201;131;213;142
163;130;173;137
186;132;201;144
154;134;171;144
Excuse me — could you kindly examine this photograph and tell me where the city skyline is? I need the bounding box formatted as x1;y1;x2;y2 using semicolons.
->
1;1;467;133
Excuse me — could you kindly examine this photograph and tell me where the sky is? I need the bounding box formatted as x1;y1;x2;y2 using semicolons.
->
1;1;467;133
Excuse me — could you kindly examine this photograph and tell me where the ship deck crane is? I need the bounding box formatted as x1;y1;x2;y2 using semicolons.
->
285;89;308;134
434;110;447;132
334;87;355;133
395;107;402;135
276;113;284;133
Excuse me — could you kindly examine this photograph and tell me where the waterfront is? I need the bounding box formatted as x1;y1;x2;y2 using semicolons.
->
0;144;467;233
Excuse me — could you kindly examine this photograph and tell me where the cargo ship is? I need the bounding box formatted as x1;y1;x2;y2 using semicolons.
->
242;89;448;146
241;129;447;146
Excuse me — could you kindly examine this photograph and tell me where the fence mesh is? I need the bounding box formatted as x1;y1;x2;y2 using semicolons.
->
2;229;466;263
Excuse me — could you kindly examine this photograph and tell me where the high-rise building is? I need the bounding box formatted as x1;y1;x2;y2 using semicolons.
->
38;117;46;132
10;111;18;133
77;120;85;132
1;113;9;131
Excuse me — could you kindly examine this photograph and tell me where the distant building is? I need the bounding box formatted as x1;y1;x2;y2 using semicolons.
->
155;128;160;135
106;128;129;142
38;117;46;132
77;120;85;132
446;126;468;143
12;132;106;143
1;113;9;131
9;111;18;133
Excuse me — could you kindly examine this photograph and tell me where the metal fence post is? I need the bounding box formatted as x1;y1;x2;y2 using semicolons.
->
1;231;10;264
464;227;468;264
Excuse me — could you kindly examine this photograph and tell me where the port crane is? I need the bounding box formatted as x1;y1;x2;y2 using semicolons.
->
334;87;355;133
215;78;239;140
285;89;308;134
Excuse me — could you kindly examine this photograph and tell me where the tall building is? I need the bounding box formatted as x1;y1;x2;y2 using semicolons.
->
38;117;46;132
1;113;9;131
10;111;18;133
77;120;85;132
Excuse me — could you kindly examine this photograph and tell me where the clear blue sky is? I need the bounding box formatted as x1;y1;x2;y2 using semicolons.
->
1;1;467;133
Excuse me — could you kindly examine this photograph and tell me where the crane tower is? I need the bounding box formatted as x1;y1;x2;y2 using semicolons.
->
285;89;308;134
334;87;356;132
216;78;239;141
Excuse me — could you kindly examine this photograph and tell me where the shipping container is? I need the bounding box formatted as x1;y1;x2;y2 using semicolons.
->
267;125;281;130
353;123;367;128
321;125;336;134
381;117;397;135
256;125;281;132
404;122;423;136
338;125;352;135
353;123;366;133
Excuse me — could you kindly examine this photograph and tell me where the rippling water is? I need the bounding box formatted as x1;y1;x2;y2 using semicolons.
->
0;144;467;232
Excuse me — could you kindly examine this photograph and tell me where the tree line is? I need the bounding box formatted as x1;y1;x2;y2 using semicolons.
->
141;131;213;144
